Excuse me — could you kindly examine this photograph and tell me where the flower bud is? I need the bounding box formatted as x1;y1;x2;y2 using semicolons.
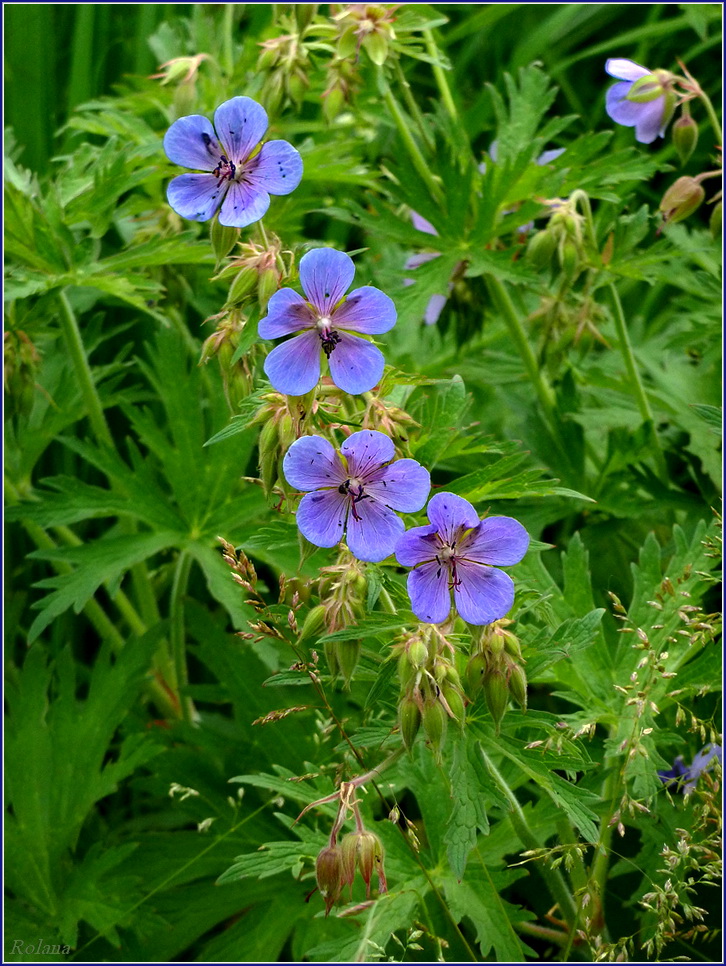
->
341;830;384;897
324;640;340;678
672;113;699;166
227;266;258;305
422;698;448;761
483;668;509;734
363;30;389;66
659;176;705;225
558;237;581;282
337;25;358;59
407;639;429;670
257;266;281;311
210;218;240;264
323;85;346;123
508;663;528;711
709;200;722;239
441;684;466;727
399;695;422;751
316;844;344;915
258;418;281;498
526;229;557;270
298;604;326;645
337;640;362;686
465;653;487;697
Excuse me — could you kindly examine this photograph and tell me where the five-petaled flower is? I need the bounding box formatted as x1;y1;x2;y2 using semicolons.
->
163;95;303;228
283;430;430;562
395;492;529;625
604;59;675;144
259;248;397;396
658;743;722;794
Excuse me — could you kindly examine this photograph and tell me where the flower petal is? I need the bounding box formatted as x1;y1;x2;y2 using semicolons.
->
299;248;355;315
634;98;667;143
263;331;321;396
458;516;530;566
536;147;566;165
341;429;395;477
407;560;451;624
213;96;268;164
332;287;397;334
454;562;515;625
283;435;346;491
411;210;438;236
366;459;431;512
327;332;384;395
424;294;447;325
259;289;315;339
296;489;348;548
404;252;441;270
247;140;303;195
427;492;480;544
395;524;440;567
163;114;220;170
605;58;650;81
605;82;641;126
167;173;225;222
345;498;405;563
218;179;270;228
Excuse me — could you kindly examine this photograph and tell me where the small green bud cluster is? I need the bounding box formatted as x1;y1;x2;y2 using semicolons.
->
149;53;210;117
465;620;527;734
211;234;284;311
257;30;310;113
395;629;466;762
526;197;587;283
322;58;359;123
199;307;257;411
316;553;368;686
333;4;397;66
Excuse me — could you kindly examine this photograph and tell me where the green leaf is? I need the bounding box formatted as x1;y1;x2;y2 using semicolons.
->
445;732;490;880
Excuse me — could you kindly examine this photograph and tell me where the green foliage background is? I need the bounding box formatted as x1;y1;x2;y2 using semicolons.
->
4;3;722;963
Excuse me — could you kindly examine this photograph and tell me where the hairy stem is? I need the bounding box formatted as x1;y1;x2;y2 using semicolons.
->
170;549;195;725
422;28;457;122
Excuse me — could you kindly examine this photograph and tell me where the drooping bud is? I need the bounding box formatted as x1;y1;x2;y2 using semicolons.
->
659;176;705;225
441;684;466;727
465;653;487;697
399;695;422;752
337;640;362;686
316;844;344;915
508;663;528;711
526;229;557;270
672;112;699;166
709;201;722;239
483;667;509;734
422;697;448;762
298;604;326;645
324;640;340;679
258;418;281;498
340;830;384;897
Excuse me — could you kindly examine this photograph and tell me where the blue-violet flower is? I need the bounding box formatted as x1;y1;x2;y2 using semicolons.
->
658;744;722;794
163;95;302;227
395;492;529;625
259;248;396;396
283;430;430;562
605;59;675;144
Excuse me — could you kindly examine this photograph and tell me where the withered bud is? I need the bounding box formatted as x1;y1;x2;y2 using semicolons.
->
316;844;344;915
659;176;705;225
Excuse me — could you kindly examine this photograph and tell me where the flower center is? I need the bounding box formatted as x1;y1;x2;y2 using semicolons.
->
316;316;342;357
213;154;237;182
435;541;462;589
337;476;369;521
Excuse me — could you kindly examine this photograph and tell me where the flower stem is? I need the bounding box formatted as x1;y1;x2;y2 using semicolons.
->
57;289;113;448
170;549;195;725
481;748;579;931
422;28;457;122
377;69;443;205
697;88;722;145
393;59;434;151
221;3;235;77
608;282;667;477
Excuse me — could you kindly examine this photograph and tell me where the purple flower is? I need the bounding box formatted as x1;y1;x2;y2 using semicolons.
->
395;492;529;625
259;248;396;396
403;213;449;326
659;744;722;793
605;59;674;144
283;430;431;562
163;96;302;228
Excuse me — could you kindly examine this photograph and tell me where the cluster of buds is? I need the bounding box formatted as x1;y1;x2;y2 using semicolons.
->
310;780;387;915
199;306;257;411
526;197;587;283
257;30;311;112
149;53;210;117
332;3;398;66
211;233;285;311
248;391;310;499
396;626;466;762
4;329;40;421
313;551;368;685
362;393;419;444
465;619;526;734
322;57;359;123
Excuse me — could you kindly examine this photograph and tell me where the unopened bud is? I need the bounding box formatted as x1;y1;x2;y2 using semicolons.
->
258;419;281;498
227;266;258;304
337;640;362;685
337;26;357;59
709;200;722;238
441;684;466;727
407;640;429;670
508;663;528;710
257;266;280;311
672;113;698;166
299;605;326;645
363;31;389;66
558;238;580;282
659;176;705;225
422;698;448;761
316;844;344;915
210;218;240;264
341;830;383;897
465;653;487;696
527;229;557;270
324;640;340;679
323;85;345;123
399;695;422;751
483;668;509;734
